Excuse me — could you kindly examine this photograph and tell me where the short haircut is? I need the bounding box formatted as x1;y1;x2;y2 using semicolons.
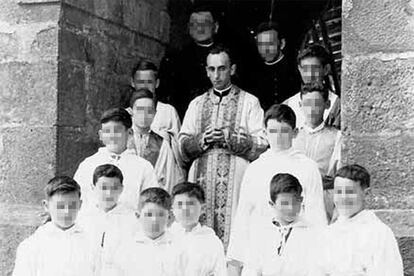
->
100;107;132;129
45;176;81;199
264;104;296;129
129;88;157;109
190;4;218;22
270;173;303;202
171;182;206;204
131;60;158;79
300;81;329;101
92;164;124;186
208;44;234;65
335;164;371;190
256;21;284;39
139;187;172;211
297;44;330;66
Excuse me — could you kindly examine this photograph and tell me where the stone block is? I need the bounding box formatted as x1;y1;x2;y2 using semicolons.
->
343;0;414;54
0;0;60;25
0;61;57;126
398;237;414;276
30;25;58;61
375;210;414;237
342;134;414;209
0;31;18;61
0;126;56;205
59;28;90;62
342;56;414;134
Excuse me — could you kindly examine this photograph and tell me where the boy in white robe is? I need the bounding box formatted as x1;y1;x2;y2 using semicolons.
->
76;164;137;272
227;104;326;275
283;44;340;129
74;108;158;210
322;164;403;276
130;60;181;135
13;176;98;276
244;173;326;276
103;187;181;276
292;81;341;221
128;89;186;193
170;182;226;276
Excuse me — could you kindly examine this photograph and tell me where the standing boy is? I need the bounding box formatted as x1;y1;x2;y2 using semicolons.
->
13;176;98;276
170;182;226;276
74;108;158;210
323;165;403;275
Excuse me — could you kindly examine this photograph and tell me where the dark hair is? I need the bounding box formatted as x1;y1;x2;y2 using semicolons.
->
129;88;157;109
45;176;81;199
297;44;330;66
131;60;158;79
264;104;296;129
208;44;234;65
270;173;302;203
100;107;132;129
139;187;172;210
300;81;329;101
256;21;284;39
172;182;206;204
92;164;124;186
335;164;371;190
190;4;219;22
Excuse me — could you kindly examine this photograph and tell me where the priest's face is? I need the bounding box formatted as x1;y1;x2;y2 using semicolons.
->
99;121;130;154
93;176;123;212
131;98;156;129
266;119;297;151
131;70;159;94
206;52;236;90
172;194;203;230
43;192;82;230
188;11;218;44
298;57;327;83
300;91;330;127
138;203;169;240
270;193;303;225
333;177;366;218
256;30;285;63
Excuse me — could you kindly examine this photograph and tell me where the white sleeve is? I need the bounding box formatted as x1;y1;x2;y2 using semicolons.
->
12;240;35;276
212;238;227;276
327;131;342;177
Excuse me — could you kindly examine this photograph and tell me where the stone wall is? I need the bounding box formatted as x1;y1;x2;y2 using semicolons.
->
0;0;169;275
341;0;414;274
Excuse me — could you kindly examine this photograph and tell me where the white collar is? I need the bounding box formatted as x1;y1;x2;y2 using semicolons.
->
42;222;84;236
303;121;326;134
264;54;285;66
214;84;232;94
171;222;202;233
196;41;214;48
134;230;172;245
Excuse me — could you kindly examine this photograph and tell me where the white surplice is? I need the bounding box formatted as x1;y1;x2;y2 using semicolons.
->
152;102;181;136
293;122;341;177
179;86;268;248
73;147;158;210
12;223;98;276
169;222;227;276
322;210;403;276
103;230;181;276
243;215;326;276
227;148;327;264
283;91;339;129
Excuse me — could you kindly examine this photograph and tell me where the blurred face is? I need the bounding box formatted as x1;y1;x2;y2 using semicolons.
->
300;91;329;127
206;52;235;90
93;176;123;212
270;193;303;225
266;119;296;151
188;12;217;43
132;98;156;129
172;194;202;230
132;70;158;94
43;192;82;230
99;121;130;154
333;177;366;218
298;57;327;83
256;30;284;63
139;203;169;239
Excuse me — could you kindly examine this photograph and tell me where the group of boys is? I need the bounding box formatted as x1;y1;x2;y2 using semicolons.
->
12;6;404;276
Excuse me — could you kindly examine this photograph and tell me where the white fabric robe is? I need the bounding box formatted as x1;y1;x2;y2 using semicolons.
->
227;148;327;264
73;147;158;210
179;86;268;248
152;102;181;136
12;223;98;276
283;91;339;129
293;122;342;177
322;210;403;276
169;222;227;276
